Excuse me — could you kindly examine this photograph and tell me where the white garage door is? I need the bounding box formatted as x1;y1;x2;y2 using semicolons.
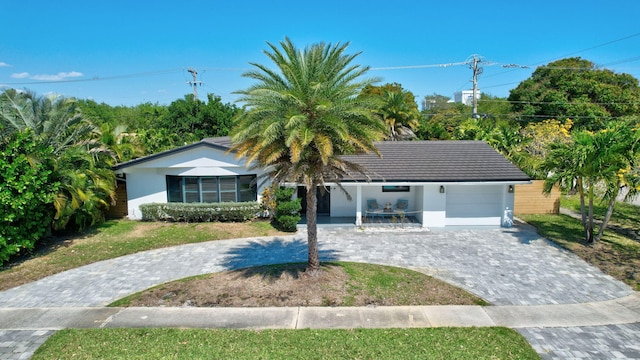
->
446;185;503;226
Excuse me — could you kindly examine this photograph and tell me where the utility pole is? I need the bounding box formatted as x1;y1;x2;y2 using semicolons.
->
469;55;483;119
187;68;202;101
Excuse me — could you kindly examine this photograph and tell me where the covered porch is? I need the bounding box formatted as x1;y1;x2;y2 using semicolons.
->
298;214;422;229
297;181;523;229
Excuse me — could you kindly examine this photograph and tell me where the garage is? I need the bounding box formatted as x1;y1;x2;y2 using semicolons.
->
445;185;505;226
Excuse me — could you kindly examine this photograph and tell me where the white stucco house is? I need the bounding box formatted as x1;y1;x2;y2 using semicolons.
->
113;137;531;228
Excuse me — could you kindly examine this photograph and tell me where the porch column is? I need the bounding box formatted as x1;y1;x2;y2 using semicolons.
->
355;185;363;226
422;185;429;228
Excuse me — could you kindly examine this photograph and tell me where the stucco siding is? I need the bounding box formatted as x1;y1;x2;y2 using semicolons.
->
126;169;169;219
422;185;446;227
118;145;265;220
330;185;356;217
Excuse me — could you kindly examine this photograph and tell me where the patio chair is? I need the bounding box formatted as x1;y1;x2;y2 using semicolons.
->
366;199;383;221
394;199;409;213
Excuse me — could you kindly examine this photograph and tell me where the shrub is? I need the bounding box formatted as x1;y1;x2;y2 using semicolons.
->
272;187;301;232
0;130;58;265
139;202;260;222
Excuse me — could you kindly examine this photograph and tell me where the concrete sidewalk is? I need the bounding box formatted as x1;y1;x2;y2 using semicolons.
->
1;293;639;331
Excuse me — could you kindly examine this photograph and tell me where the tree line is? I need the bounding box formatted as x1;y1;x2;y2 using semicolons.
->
1;54;639;266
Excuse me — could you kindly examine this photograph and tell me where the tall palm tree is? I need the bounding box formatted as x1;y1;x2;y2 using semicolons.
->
230;37;386;274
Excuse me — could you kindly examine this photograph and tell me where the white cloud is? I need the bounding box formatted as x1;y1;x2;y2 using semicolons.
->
0;62;11;67
11;72;30;79
31;71;83;81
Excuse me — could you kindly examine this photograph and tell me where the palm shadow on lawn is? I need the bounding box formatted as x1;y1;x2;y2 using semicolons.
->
221;238;339;279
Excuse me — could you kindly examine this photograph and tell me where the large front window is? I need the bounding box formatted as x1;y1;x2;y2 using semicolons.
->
166;175;257;203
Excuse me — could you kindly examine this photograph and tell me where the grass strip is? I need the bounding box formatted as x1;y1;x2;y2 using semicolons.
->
109;262;487;307
33;327;540;360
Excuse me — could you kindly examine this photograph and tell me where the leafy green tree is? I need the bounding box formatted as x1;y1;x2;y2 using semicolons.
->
77;99;166;130
518;119;573;178
509;57;640;130
417;96;469;140
158;93;238;139
0;130;58;265
231;37;386;274
0;90;115;231
134;128;197;155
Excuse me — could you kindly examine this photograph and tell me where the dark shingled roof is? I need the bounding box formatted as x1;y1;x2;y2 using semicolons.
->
340;140;530;183
115;137;530;183
202;136;232;148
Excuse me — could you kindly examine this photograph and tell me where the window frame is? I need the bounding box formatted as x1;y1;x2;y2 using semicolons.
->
166;175;257;203
382;185;410;192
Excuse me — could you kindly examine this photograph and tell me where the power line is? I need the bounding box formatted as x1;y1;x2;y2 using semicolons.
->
479;99;640;106
421;112;637;120
533;32;640;67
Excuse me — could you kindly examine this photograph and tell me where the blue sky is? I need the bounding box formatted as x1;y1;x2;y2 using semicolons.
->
2;1;640;107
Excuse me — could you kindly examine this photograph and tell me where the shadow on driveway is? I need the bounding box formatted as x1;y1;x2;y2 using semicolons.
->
221;237;339;272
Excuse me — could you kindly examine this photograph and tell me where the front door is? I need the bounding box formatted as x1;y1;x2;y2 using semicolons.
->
297;186;331;215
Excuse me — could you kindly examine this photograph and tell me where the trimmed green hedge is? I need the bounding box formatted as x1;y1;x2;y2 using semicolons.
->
139;202;260;222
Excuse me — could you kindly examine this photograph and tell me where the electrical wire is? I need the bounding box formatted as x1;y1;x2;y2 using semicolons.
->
479;99;640;106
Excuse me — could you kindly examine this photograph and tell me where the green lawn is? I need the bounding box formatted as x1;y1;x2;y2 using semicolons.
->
561;194;640;232
33;328;540;360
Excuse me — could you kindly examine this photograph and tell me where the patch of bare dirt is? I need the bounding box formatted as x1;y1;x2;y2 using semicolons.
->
572;242;640;291
122;263;485;307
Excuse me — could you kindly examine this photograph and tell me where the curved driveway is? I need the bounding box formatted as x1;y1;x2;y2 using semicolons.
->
0;223;639;359
0;223;632;308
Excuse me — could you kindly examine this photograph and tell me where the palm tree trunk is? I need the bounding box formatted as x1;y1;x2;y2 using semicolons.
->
577;178;589;240
305;184;320;274
596;184;620;242
586;184;595;243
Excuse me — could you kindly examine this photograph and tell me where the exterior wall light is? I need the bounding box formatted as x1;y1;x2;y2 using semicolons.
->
439;185;445;193
508;185;514;193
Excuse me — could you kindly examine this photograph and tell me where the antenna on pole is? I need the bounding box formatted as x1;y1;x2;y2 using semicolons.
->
186;68;202;101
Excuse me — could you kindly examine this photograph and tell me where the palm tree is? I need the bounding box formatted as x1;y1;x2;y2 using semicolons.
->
594;122;640;241
230;37;386;274
359;85;420;140
0;89;115;231
378;90;420;140
543;132;594;241
543;123;639;243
